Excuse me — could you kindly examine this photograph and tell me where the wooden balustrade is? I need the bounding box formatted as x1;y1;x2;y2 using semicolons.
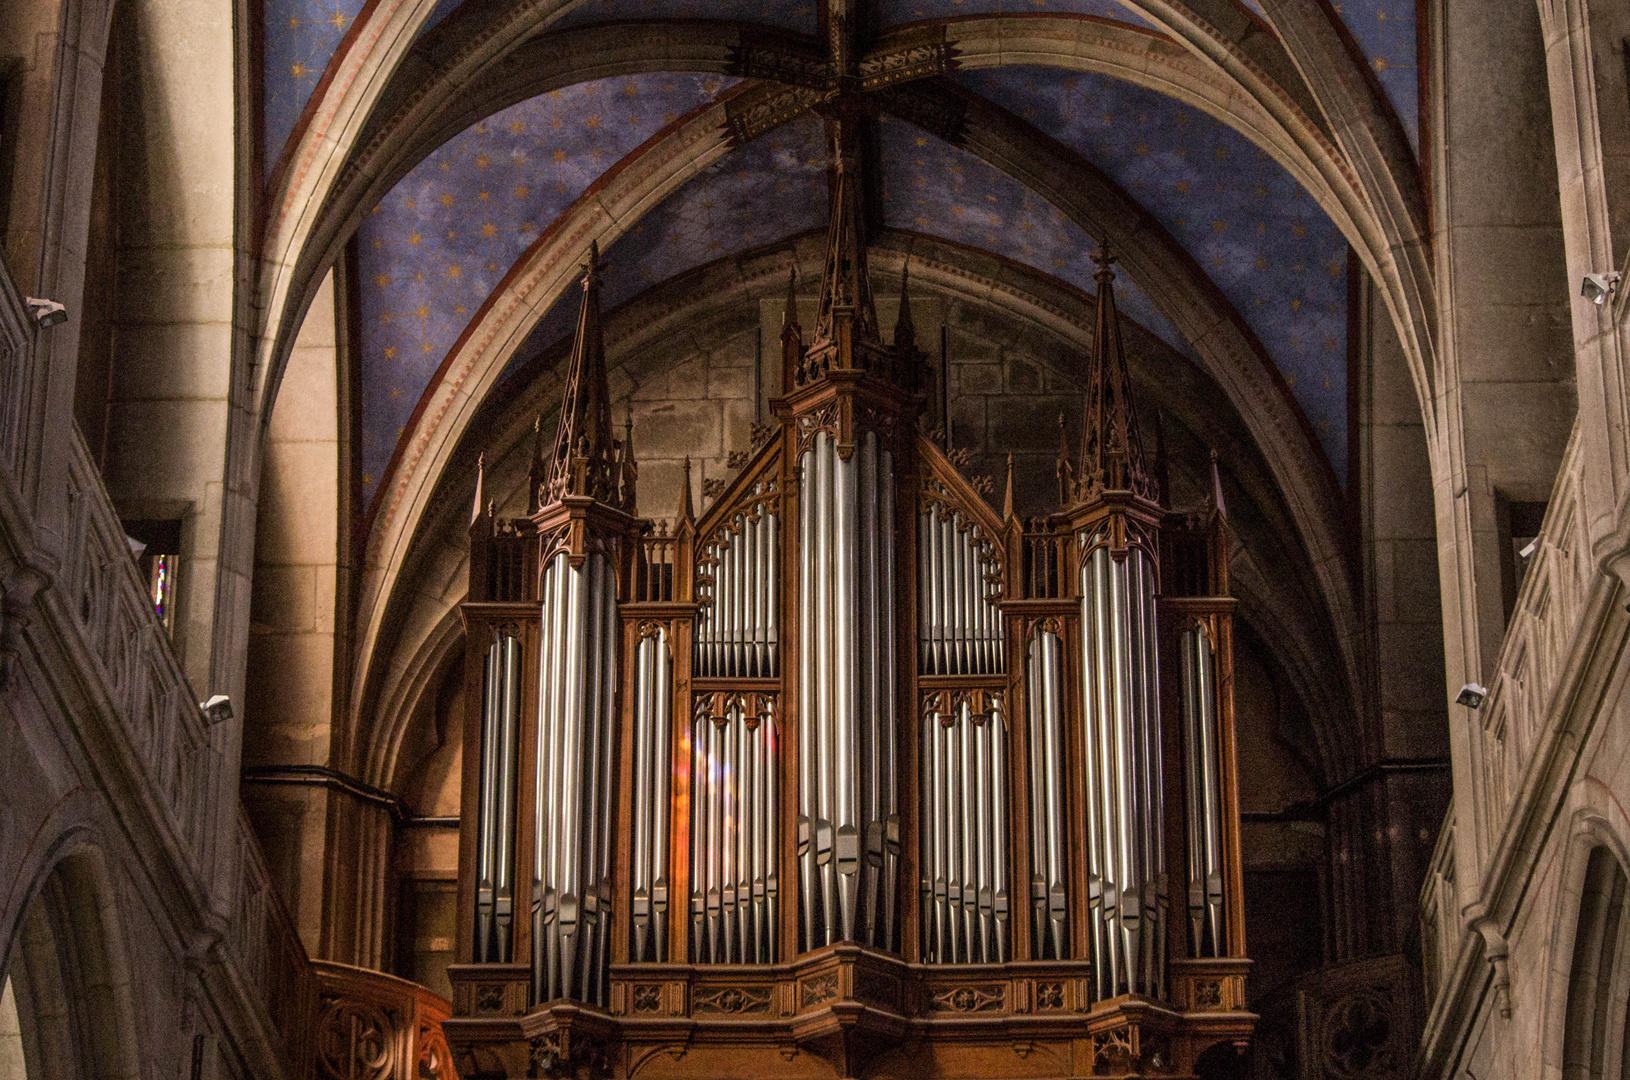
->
311;962;458;1080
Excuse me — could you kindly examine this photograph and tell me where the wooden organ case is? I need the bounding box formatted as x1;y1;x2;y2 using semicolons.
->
446;174;1256;1079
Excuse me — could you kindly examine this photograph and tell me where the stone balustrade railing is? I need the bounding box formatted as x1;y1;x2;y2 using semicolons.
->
0;250;458;1080
1460;425;1592;874
231;809;318;1070
60;429;219;868
1417;804;1457;1007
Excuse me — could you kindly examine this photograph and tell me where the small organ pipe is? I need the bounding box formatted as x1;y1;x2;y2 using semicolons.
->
475;634;523;962
1080;535;1166;999
690;697;779;964
919;693;1011;964
631;628;672;963
917;505;1004;677
799;447;817;949
531;552;619;1007
880;456;899;952
1182;624;1225;958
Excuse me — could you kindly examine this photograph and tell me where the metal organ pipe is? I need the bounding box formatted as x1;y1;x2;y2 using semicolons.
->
918;694;1009;964
532;551;619;1006
630;628;672;962
475;633;522;962
689;696;779;963
1025;627;1070;961
917;505;1003;677
1079;533;1166;1000
916;499;1009;964
689;488;781;965
1181;624;1225;957
799;431;897;952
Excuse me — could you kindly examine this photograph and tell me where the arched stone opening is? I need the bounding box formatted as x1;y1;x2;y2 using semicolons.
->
1561;846;1630;1080
0;844;143;1080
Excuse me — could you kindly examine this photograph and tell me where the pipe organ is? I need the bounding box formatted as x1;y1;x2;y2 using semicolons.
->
447;174;1254;1080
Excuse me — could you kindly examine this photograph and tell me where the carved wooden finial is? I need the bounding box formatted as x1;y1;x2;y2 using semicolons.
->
810;145;881;353
472;451;486;526
681;456;695;523
542;241;627;512
1003;453;1016;521
894;257;916;352
1077;237;1154;506
1055;412;1075;506
1209;447;1227;522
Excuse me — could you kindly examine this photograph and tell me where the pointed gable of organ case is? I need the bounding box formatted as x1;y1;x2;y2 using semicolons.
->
448;211;1253;1078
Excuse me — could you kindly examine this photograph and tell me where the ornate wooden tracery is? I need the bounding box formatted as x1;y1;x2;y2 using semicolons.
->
447;127;1253;1080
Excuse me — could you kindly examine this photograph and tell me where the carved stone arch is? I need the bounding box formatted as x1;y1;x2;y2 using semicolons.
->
1537;809;1630;1080
2;841;143;1080
353;228;1364;796
365;599;468;795
250;0;1439;481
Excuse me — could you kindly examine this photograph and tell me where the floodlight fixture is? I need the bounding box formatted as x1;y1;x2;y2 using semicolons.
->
1582;272;1622;306
24;297;66;328
1456;683;1488;709
200;694;234;725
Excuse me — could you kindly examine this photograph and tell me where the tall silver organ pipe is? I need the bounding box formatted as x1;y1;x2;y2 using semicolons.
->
475;632;522;962
533;550;619;1006
630;627;672;962
1080;531;1166;1000
690;695;779;963
1025;627;1070;961
918;503;1004;676
1180;623;1225;957
798;430;898;951
920;693;1010;963
695;494;780;678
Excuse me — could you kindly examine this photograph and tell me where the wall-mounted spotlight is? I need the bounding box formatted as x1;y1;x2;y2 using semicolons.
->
24;297;66;328
1581;272;1622;306
1456;683;1488;709
200;693;234;725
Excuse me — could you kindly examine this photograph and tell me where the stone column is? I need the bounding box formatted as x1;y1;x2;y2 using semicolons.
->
242;270;342;955
0;0;113;551
1538;0;1630;578
102;0;244;911
1428;0;1577;896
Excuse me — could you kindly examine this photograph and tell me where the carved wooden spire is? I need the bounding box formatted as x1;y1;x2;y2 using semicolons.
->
893;258;917;354
810;151;882;356
1076;242;1156;506
781;263;802;391
542;241;630;512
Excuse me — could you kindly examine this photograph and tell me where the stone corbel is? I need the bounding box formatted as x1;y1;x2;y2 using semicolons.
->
1470;911;1512;1019
0;558;53;692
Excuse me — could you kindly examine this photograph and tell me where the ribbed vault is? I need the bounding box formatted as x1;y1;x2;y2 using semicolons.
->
355;232;1364;805
237;0;1443;797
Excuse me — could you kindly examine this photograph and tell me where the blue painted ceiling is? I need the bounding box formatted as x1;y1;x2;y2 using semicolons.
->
356;73;735;493
420;0;819;40
255;0;1408;504
1339;0;1419;151
876;114;1185;356
961;66;1349;474
261;0;1418;181
263;0;365;174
